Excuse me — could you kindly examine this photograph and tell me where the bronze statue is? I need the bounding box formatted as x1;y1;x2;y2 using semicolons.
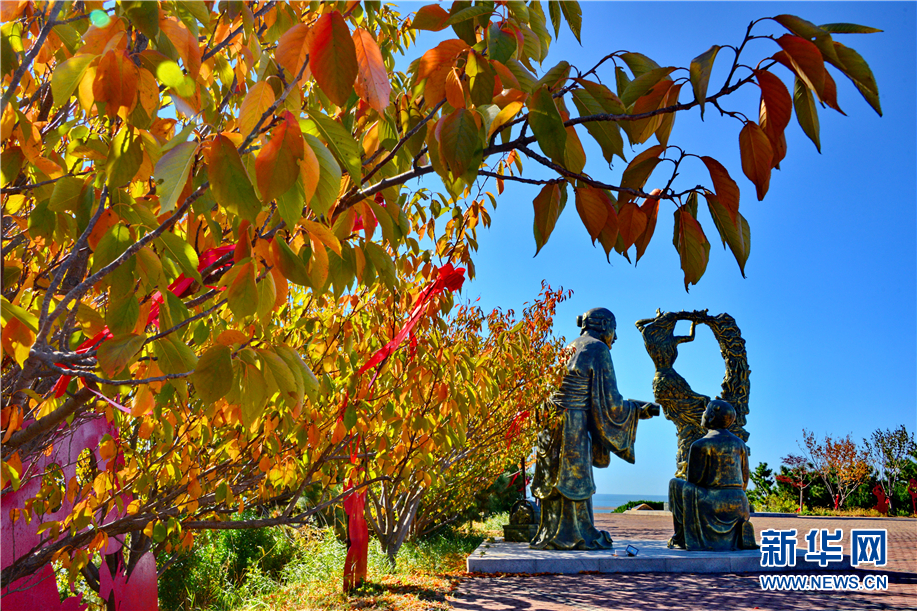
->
530;308;659;550
667;399;755;551
635;309;750;478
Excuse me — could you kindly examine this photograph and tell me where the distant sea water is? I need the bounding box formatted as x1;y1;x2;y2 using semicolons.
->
592;493;668;512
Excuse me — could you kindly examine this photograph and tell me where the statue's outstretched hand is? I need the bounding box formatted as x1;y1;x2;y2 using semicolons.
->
637;401;661;419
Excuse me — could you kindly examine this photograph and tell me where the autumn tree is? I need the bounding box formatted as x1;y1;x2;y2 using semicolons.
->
0;0;884;601
801;429;870;510
362;286;569;564
775;453;813;512
863;425;916;514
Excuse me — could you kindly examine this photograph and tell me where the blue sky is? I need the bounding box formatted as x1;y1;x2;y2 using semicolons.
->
400;2;917;496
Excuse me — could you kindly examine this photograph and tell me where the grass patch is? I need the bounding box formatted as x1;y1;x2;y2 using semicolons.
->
166;513;507;611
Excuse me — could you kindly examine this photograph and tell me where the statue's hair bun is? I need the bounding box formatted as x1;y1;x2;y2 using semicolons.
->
576;315;583;327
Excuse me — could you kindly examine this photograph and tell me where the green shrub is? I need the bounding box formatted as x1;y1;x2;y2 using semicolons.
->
612;500;665;513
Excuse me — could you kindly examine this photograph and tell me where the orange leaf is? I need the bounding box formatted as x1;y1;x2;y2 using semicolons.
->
418;39;469;108
92;50;139;116
255;112;305;203
352;28;391;114
238;81;276;139
738;122;774;201
634;190;661;264
574;185;609;243
700;156;740;227
275;23;313;84
159;16;201;80
617;202;648;252
300;141;320;206
445;68;466;109
310;11;358;107
411;5;451;31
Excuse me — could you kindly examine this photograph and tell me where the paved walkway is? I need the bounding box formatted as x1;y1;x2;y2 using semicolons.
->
451;513;917;610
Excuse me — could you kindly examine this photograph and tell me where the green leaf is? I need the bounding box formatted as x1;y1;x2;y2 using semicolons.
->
105;127;143;187
303;134;342;217
818;23;883;34
225;260;258;319
444;4;493;26
259;348;299;405
159;231;202;283
97;333;145;378
621;67;675;108
275;345;319;403
92;224;132;275
689;46;719;120
51;54;94;107
207;134;262;223
548;0;562;39
106;289;139;336
343;401;357;430
486;24;516;65
534;61;571;93
570;87;625;163
239;362;267;426
559;0;582;44
48;176;87;212
793;76;821;152
272;238;311;287
532;182;565;255
704;192;750;277
828;42;881;116
438;108;483;180
153;141;197;214
620;52;662;78
276;176;305;230
308;111;361;185
364;242;396;289
0;296;39;333
527;85;567;165
153;333;198;375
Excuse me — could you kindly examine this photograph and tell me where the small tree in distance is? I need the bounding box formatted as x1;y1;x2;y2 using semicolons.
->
747;461;774;509
864;425;917;514
801;429;870;511
775;453;813;512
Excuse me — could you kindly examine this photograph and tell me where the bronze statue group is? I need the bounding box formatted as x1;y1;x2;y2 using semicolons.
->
529;307;757;552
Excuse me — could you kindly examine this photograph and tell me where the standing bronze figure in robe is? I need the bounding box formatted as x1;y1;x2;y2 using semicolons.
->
530;308;659;550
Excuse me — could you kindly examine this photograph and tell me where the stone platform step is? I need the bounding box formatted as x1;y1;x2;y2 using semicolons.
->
467;539;852;574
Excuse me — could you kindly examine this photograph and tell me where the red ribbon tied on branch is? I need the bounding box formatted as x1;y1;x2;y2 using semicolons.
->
357;263;465;375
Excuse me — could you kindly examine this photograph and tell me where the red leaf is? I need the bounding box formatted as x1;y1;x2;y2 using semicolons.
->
342;487;368;591
755;69;792;168
775;35;826;102
700;156;740;227
310;11;358;107
93;50;139;115
738;122;774;201
255;111;305;203
634;190;661;264
352;28;391;114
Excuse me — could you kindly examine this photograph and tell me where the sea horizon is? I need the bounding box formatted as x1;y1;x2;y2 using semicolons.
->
592;493;668;512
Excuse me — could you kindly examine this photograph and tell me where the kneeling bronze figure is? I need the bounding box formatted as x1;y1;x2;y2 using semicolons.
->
668;399;757;551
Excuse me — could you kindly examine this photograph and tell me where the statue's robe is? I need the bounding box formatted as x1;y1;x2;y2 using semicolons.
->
530;334;643;550
669;429;751;551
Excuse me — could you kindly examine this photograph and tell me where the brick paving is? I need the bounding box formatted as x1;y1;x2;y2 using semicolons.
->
450;513;917;610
